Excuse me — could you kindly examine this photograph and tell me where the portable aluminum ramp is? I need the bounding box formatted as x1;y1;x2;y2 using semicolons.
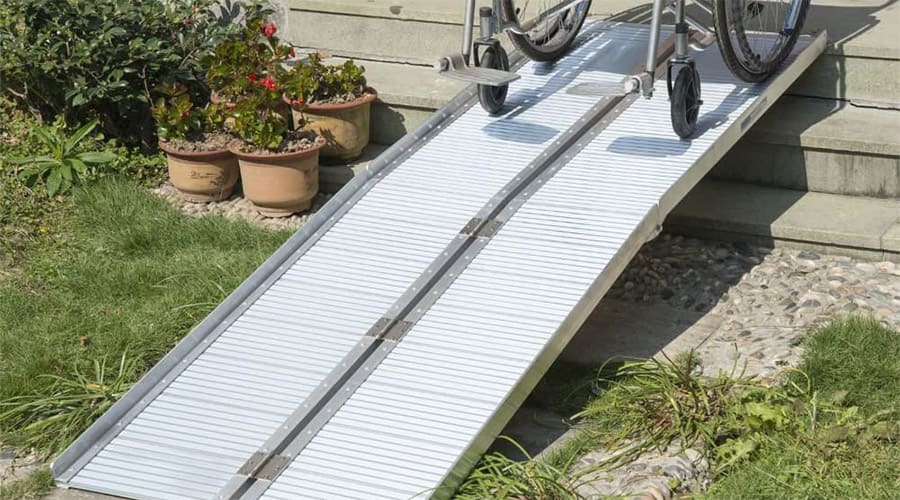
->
53;22;825;500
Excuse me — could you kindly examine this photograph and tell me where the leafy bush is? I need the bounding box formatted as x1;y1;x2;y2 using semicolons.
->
0;0;239;148
211;12;300;150
204;6;294;103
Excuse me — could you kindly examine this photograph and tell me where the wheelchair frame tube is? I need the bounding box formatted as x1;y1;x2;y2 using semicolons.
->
646;0;666;75
462;0;477;62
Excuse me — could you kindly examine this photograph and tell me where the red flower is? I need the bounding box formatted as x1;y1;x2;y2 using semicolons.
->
248;73;258;83
261;77;276;91
181;110;190;119
291;96;305;107
262;22;277;37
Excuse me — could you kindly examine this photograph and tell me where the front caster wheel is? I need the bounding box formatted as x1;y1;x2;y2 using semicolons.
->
477;46;510;115
670;65;702;139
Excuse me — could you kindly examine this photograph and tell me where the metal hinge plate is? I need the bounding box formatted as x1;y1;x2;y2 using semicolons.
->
476;219;502;239
460;217;482;235
461;217;502;239
237;452;291;481
365;317;414;341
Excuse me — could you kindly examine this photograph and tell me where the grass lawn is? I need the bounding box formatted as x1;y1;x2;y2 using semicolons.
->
701;316;900;499
0;179;291;455
458;317;900;499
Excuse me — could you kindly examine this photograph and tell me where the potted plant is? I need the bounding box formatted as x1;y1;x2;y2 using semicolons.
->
220;16;324;217
152;84;239;202
286;53;375;162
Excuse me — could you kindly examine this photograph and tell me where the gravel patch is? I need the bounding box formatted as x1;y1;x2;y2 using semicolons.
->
0;447;41;486
153;182;332;231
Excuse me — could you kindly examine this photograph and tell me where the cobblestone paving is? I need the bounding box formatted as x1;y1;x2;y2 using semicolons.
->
569;233;899;499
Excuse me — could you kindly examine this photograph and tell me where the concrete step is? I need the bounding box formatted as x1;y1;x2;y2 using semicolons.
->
339;58;466;145
280;0;900;104
711;96;900;199
319;143;390;193
790;0;900;105
667;180;900;261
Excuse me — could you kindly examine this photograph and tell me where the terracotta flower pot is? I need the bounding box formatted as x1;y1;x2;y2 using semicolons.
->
158;141;239;203
292;89;376;163
229;143;322;218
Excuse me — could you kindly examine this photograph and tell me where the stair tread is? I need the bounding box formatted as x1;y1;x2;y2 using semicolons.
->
668;180;900;256
747;96;900;156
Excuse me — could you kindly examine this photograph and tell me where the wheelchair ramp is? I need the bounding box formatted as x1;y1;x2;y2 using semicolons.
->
53;22;825;500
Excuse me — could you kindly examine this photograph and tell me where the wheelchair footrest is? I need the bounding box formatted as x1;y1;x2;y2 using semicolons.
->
435;53;521;87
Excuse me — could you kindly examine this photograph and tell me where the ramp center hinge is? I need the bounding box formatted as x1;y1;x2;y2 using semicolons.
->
366;317;414;341
237;451;291;481
460;217;503;239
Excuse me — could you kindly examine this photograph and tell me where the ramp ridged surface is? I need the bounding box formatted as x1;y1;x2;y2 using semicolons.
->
258;33;815;499
63;22;653;500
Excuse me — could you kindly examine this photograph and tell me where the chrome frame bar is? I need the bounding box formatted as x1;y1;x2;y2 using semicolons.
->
462;0;477;63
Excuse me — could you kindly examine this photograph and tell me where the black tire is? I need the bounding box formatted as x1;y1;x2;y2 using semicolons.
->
478;47;510;115
714;0;810;82
500;0;592;62
671;65;701;139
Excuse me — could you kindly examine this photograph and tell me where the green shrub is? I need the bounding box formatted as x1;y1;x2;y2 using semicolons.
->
9;120;117;197
0;0;239;149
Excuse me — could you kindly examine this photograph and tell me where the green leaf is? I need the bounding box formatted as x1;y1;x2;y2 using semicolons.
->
65;120;99;152
60;163;73;181
77;151;117;164
866;421;899;441
46;169;63;197
716;437;758;472
821;425;851;443
6;155;55;166
69;158;88;175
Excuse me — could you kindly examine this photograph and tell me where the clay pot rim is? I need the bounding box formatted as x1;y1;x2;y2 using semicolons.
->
228;140;324;160
159;140;235;160
288;88;378;112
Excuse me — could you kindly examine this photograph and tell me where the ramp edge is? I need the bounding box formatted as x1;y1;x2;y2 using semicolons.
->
50;75;486;485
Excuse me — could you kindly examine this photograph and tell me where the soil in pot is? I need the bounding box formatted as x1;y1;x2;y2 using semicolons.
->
292;90;376;163
231;131;325;218
159;132;239;203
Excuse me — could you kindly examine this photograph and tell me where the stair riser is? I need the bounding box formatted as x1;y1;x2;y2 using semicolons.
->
713;143;900;199
285;10;899;104
284;10;513;66
789;54;900;104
